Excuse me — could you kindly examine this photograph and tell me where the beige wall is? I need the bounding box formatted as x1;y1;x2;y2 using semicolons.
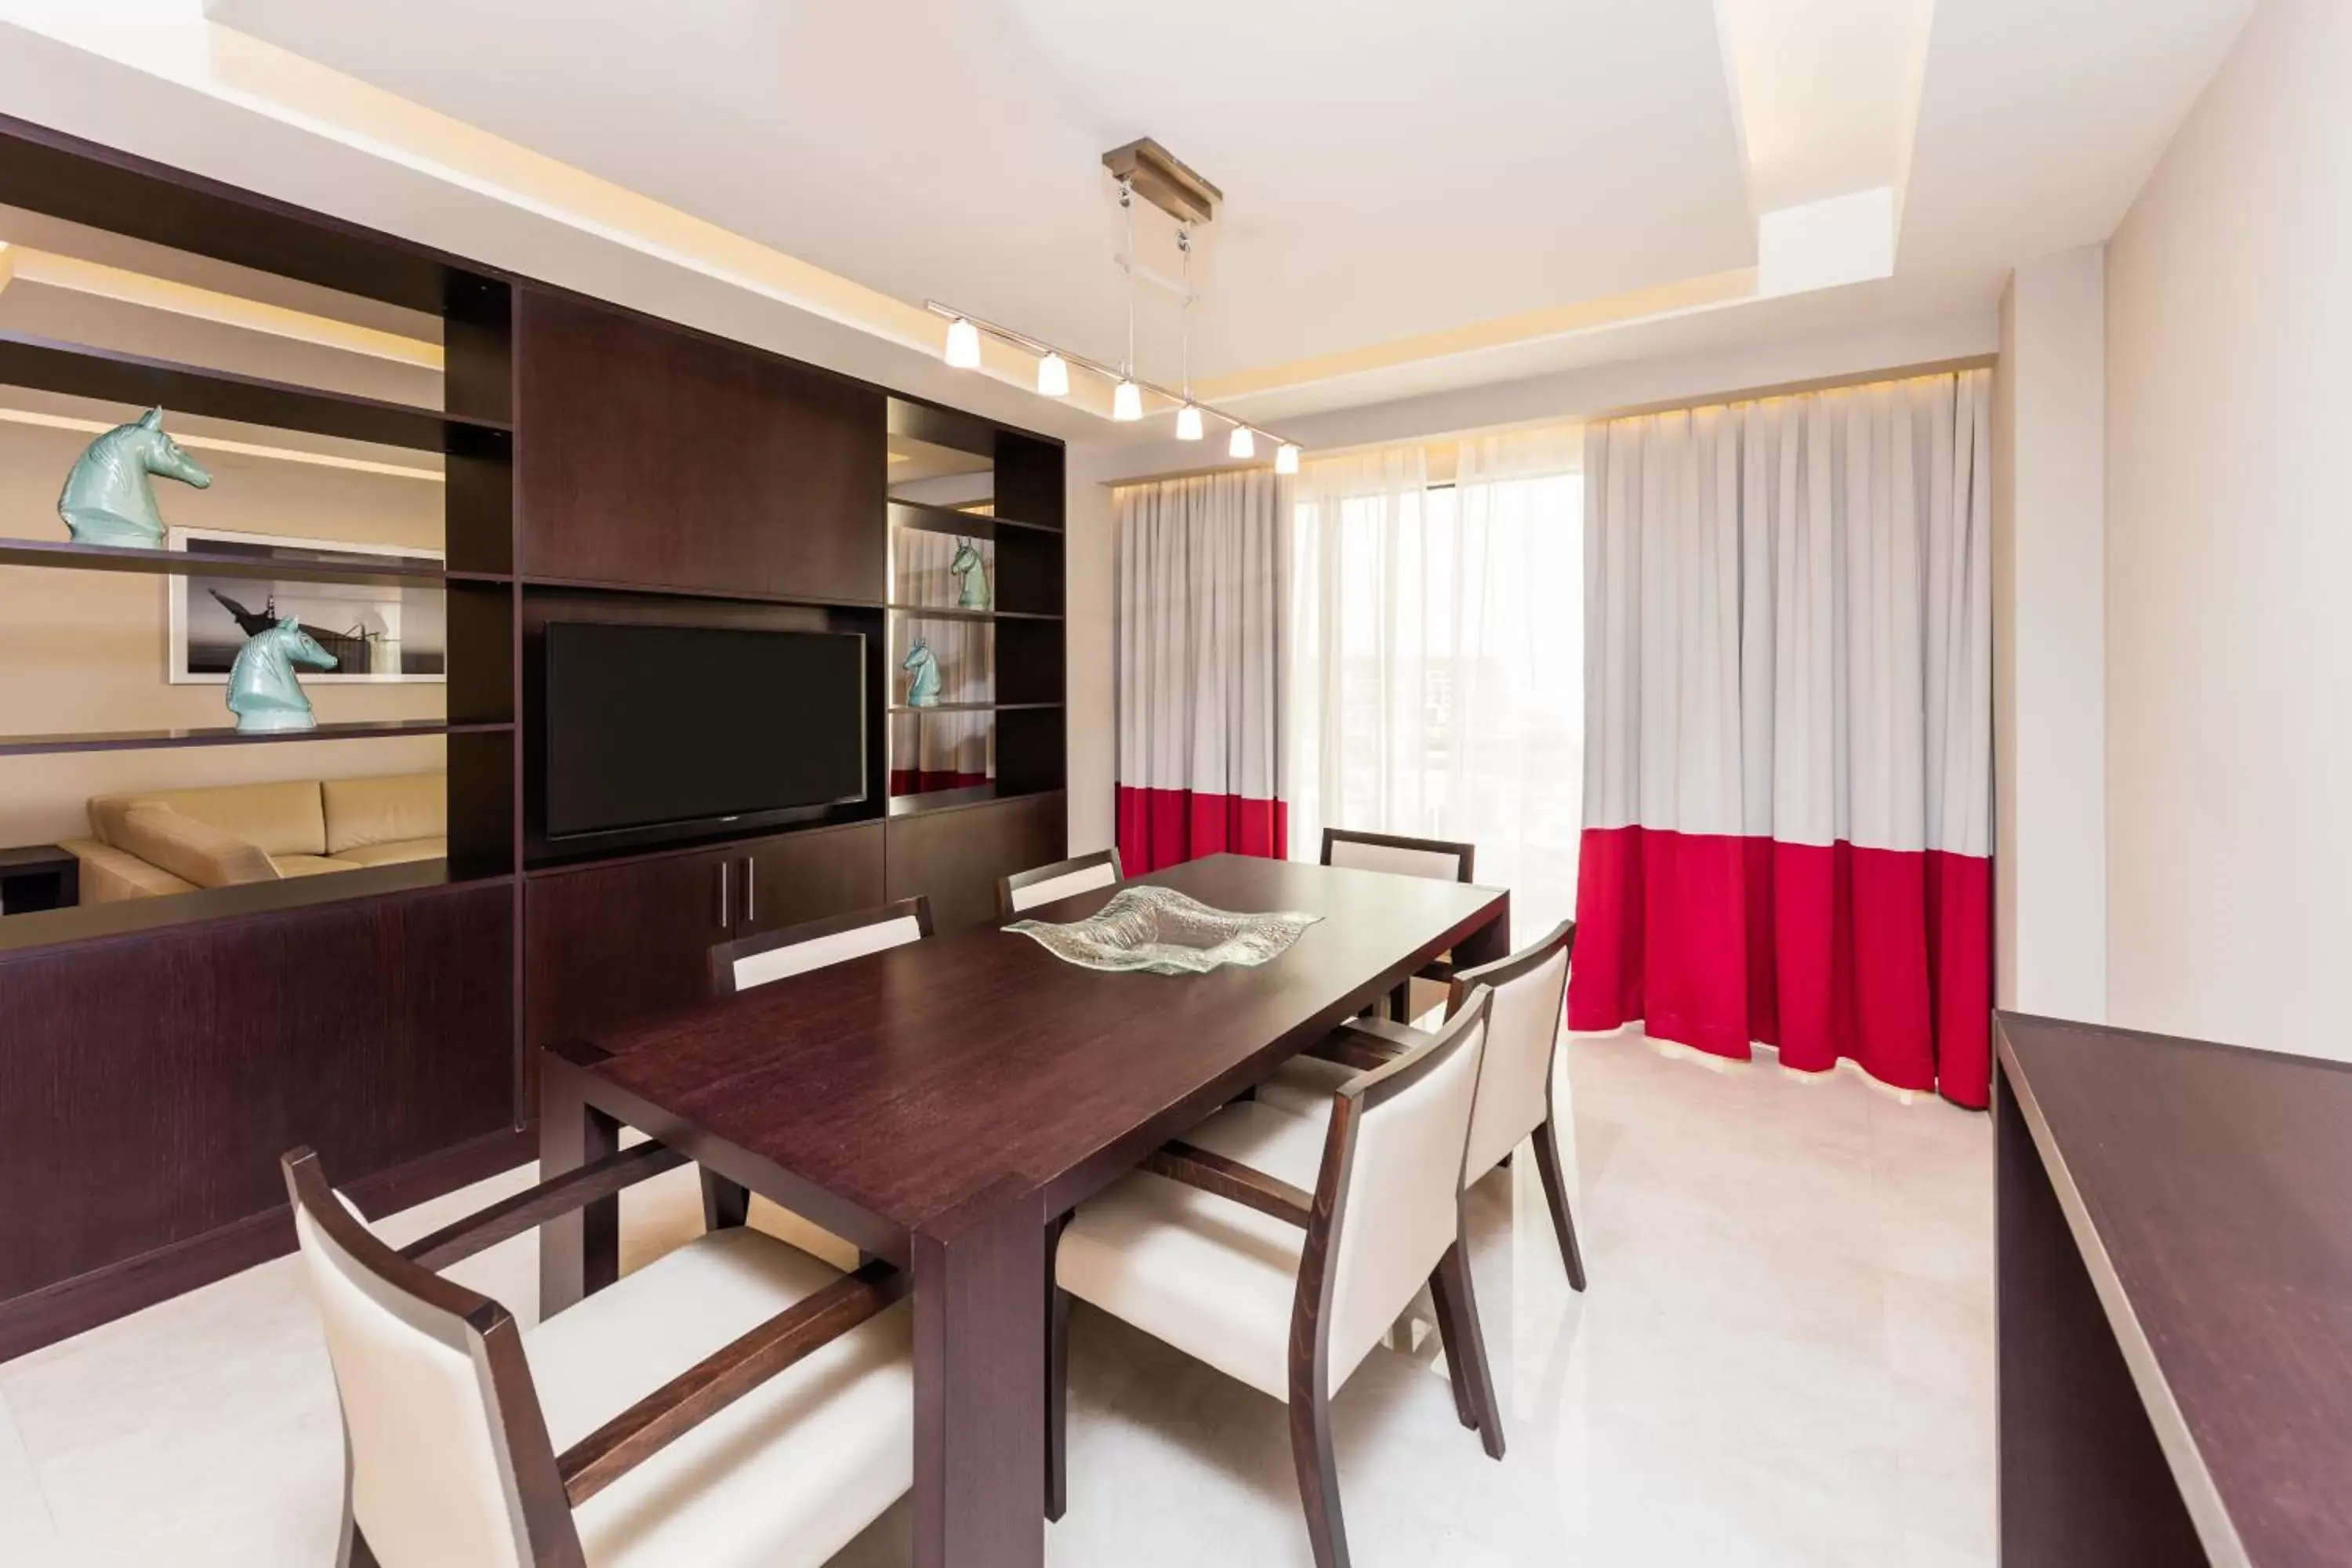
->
2104;0;2352;1057
0;394;445;847
1993;247;2108;1021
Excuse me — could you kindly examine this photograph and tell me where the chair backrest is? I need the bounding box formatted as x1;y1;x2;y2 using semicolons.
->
1320;827;1475;884
999;848;1122;920
283;1149;569;1568
1305;987;1491;1388
710;896;935;996
1452;919;1576;1178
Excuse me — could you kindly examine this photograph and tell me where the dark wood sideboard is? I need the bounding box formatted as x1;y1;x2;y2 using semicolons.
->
0;114;1072;1359
1997;1011;2352;1566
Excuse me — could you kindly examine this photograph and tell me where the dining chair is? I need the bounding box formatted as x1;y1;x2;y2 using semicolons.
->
997;846;1123;920
701;896;935;1264
1319;827;1475;1021
282;1143;913;1568
1049;989;1502;1568
1255;918;1585;1291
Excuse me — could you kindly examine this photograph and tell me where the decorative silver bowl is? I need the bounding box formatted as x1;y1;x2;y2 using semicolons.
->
1006;884;1323;975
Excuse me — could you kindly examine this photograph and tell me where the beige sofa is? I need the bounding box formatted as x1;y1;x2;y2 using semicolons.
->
63;773;448;902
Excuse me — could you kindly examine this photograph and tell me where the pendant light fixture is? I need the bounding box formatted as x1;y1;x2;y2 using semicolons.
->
924;140;1306;462
943;317;982;369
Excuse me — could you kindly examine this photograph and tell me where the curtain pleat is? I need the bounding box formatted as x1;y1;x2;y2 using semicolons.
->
1570;369;1995;1107
1114;471;1290;873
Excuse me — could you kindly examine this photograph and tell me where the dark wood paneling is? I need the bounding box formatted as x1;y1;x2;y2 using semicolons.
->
995;619;1065;706
1997;1012;2352;1566
885;791;1067;933
0;879;514;1304
1996;1061;2208;1567
993;433;1065;529
515;291;885;602
996;712;1066;798
993;526;1064;617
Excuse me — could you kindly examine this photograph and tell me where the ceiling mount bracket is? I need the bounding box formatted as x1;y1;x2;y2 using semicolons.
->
1102;139;1221;227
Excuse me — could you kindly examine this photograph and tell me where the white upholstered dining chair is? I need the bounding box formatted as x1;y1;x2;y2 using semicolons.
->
996;847;1122;920
1049;989;1502;1568
700;896;935;1266
283;1145;913;1568
1256;917;1586;1290
1320;827;1475;1021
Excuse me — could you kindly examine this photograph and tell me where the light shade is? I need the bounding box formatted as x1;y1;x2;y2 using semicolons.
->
1175;403;1204;441
1036;352;1070;397
944;318;982;369
1112;379;1144;422
1275;441;1300;475
1228;425;1256;459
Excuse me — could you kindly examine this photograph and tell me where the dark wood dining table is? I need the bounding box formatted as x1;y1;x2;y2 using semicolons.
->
535;851;1509;1568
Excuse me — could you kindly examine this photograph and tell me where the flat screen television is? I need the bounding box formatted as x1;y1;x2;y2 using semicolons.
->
543;620;867;841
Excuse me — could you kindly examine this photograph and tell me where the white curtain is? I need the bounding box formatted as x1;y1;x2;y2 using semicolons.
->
1114;470;1290;873
1289;427;1585;933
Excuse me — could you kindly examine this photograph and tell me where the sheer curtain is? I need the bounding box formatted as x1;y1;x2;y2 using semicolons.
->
1288;428;1585;933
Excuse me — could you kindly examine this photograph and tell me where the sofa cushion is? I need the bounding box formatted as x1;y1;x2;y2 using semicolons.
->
322;774;445;855
93;779;327;858
269;855;357;879
333;837;448;869
111;806;282;889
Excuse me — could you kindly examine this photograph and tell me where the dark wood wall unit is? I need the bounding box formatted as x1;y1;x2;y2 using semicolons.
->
524;821;886;1058
885;792;1068;932
996;619;1067;706
996;709;1068;798
0;877;515;1358
992;527;1065;616
514;290;886;603
995;432;1067;528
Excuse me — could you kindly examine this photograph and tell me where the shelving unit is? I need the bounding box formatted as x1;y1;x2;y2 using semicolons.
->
0;717;504;758
0;535;458;588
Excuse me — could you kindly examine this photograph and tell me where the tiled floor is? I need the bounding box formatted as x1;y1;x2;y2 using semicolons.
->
0;1030;1992;1566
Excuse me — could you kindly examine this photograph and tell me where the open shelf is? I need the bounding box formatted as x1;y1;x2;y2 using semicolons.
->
888;701;1062;713
0;535;466;589
887;499;1061;539
0;717;507;757
885;602;1062;622
0;330;510;454
886;782;1063;819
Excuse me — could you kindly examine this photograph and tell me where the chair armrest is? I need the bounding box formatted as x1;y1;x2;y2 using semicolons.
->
557;1259;910;1506
1142;1142;1315;1228
1304;1016;1433;1072
398;1142;688;1272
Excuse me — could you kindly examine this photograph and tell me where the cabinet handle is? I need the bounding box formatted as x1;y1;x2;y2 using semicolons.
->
717;859;731;929
743;856;757;924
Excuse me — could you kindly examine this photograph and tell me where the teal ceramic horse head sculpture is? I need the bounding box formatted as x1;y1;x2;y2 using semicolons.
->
227;616;338;733
57;408;212;548
949;537;990;611
902;639;942;708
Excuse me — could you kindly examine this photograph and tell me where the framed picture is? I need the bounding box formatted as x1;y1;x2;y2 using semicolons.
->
166;526;446;684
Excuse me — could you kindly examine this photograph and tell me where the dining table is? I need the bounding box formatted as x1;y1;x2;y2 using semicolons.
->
535;850;1510;1568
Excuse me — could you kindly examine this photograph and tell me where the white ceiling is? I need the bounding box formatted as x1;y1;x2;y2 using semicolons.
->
9;0;2260;436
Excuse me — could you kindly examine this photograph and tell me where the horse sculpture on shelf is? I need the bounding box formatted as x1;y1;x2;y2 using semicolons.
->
902;639;942;709
949;536;990;610
56;408;212;548
227;616;338;733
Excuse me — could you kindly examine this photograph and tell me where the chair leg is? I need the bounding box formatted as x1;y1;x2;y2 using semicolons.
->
1387;981;1411;1023
1289;1388;1351;1568
1046;1218;1071;1522
1425;1289;1478;1431
1428;1240;1505;1460
1530;1114;1588;1292
699;1168;750;1231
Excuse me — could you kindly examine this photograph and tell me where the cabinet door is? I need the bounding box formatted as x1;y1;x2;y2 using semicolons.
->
736;821;886;938
514;290;885;601
524;847;735;1054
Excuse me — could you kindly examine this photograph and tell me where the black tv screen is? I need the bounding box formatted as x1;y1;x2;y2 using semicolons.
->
543;621;866;839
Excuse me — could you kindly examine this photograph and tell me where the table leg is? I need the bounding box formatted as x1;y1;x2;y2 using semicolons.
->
1454;894;1512;971
913;1177;1048;1568
1996;1065;2207;1566
538;1060;620;1320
